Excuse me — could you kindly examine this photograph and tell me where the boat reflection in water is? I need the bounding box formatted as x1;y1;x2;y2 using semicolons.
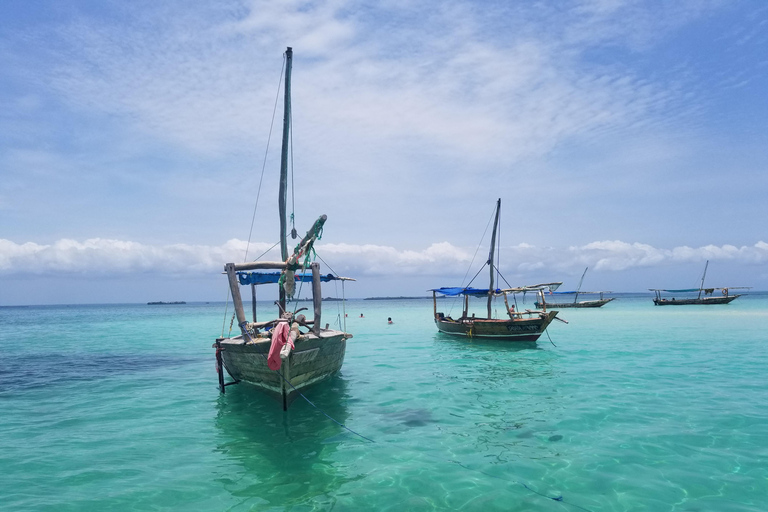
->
213;377;360;509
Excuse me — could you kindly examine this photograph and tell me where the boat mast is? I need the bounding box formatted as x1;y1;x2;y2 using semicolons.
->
278;47;293;312
574;267;588;304
698;260;709;299
487;198;501;319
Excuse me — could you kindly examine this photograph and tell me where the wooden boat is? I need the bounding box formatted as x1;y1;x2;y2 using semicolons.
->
214;47;353;410
650;260;749;306
535;267;615;308
431;199;563;342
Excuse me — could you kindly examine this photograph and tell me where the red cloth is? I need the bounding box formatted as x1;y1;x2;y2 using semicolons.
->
267;322;293;370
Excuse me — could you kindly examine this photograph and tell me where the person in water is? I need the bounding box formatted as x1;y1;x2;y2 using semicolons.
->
387;317;393;324
360;314;364;318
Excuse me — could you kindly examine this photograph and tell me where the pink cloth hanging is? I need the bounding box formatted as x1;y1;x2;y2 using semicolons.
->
267;321;293;370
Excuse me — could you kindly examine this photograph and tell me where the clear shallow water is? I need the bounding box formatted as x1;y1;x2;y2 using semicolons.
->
1;295;767;511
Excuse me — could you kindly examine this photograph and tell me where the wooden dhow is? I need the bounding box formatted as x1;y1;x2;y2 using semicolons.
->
650;260;749;306
535;267;615;308
214;47;353;410
431;199;564;342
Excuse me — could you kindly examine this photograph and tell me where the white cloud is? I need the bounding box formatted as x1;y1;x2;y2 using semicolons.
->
35;0;686;168
3;0;766;302
2;238;766;279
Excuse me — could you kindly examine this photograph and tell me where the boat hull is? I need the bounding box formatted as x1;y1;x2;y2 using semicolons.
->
434;311;558;342
535;298;614;308
217;329;349;407
653;295;741;306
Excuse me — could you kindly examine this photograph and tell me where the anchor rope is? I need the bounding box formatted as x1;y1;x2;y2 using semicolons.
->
446;459;590;510
275;369;376;444
546;329;557;347
313;406;589;510
227;347;376;444
218;339;587;509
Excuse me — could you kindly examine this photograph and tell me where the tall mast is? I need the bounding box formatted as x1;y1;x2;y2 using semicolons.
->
278;47;292;312
487;198;501;319
574;267;588;304
698;260;709;299
279;47;292;263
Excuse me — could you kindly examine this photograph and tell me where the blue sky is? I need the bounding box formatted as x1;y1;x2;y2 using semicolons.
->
1;0;767;305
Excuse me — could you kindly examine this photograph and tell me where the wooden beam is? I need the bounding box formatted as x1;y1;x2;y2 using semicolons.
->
225;263;249;339
311;262;322;335
231;261;287;271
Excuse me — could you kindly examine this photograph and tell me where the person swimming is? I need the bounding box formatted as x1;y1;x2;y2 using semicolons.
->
387;317;393;324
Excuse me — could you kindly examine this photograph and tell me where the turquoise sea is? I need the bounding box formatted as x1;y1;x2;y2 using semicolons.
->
2;294;767;511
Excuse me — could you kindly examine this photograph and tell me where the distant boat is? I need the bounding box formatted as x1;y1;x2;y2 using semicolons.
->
214;48;354;410
535;267;614;308
650;260;750;305
431;199;563;342
147;301;186;305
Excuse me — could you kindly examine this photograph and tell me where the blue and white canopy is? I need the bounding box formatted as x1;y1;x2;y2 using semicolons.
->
431;282;562;297
237;271;351;286
429;287;500;297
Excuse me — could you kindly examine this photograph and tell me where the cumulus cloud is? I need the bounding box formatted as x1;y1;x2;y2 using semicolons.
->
2;238;767;278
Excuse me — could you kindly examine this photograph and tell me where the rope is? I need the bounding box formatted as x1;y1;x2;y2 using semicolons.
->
219;335;586;509
447;204;497;317
464;263;487;290
314;253;339;277
252;240;281;262
325;396;590;510
463;204;496;285
546;329;557;347
495;264;513;289
495;205;501;293
447;460;592;510
221;286;232;338
341;280;347;334
244;54;285;262
281;375;375;443
244;346;375;443
289;98;297;239
312;253;348;333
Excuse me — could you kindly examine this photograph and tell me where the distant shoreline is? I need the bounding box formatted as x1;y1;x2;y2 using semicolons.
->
364;296;444;300
147;301;187;305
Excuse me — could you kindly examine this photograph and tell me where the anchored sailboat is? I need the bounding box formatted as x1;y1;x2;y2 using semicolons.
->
650;260;749;305
214;48;353;409
535;267;614;308
431;199;563;342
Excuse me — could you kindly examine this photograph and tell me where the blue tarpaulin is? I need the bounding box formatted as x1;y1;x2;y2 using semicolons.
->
430;287;501;297
237;271;343;286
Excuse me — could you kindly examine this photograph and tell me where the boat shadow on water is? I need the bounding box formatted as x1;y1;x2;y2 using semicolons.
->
431;333;561;386
433;332;545;352
213;376;362;508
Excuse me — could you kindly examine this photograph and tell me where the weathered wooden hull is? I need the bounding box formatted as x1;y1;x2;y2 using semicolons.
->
653;295;741;306
535;298;614;308
435;311;558;342
217;329;349;407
